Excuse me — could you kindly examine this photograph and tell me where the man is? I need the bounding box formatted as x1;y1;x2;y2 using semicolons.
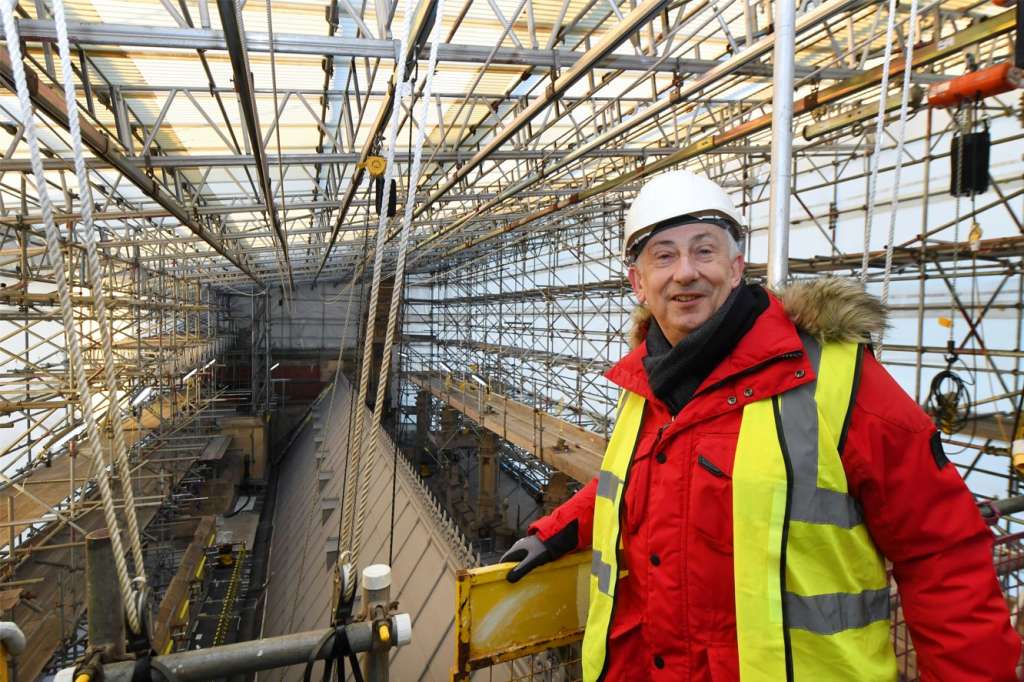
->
500;170;1020;681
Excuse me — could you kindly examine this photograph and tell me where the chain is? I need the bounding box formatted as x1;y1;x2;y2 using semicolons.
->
265;0;292;306
949;103;966;348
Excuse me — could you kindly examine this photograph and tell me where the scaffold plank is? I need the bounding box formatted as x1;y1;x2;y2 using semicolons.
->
410;373;605;483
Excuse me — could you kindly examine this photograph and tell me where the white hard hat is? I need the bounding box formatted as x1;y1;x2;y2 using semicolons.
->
623;169;745;261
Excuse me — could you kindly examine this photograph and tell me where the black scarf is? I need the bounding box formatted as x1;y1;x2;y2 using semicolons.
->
642;282;769;415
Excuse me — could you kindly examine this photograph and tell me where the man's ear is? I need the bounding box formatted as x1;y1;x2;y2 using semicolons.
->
730;254;745;288
627;264;645;303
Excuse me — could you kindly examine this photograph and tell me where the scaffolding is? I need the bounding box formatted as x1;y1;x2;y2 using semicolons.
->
0;0;1020;675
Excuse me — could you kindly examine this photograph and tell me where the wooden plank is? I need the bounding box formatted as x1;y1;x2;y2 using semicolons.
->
0;394;190;538
152;516;217;653
0;588;21;611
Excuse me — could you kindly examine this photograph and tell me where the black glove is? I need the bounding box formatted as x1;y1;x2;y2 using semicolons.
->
500;535;552;583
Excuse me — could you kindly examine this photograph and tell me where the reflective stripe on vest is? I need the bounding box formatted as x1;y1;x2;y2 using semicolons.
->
583;390;645;682
583;338;896;681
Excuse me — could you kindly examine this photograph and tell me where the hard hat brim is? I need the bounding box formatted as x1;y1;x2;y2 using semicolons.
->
625;215;743;261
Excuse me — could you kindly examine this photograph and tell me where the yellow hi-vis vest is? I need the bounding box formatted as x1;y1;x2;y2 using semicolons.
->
582;336;897;681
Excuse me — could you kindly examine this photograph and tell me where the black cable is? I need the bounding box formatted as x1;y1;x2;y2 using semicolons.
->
303;628;335;682
223;495;250;518
303;627;365;682
927;368;971;435
387;279;409;566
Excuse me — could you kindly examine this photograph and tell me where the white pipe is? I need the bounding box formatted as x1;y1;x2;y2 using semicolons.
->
767;0;796;289
0;621;25;655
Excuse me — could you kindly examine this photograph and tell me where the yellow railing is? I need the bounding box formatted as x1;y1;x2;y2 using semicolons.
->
453;552;590;680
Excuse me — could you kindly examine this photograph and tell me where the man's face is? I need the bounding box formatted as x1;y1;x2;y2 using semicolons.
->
627;223;745;346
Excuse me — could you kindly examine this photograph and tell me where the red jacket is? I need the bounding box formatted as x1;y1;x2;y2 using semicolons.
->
530;287;1020;681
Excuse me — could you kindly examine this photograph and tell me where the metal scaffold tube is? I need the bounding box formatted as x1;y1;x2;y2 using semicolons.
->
86;530;126;657
60;617;411;682
767;0;795;289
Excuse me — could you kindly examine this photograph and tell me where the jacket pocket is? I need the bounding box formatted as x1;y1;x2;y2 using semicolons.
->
707;643;740;681
689;437;735;553
688;439;738;638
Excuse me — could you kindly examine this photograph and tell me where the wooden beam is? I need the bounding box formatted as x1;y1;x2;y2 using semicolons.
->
151;516;216;653
410;373;605;483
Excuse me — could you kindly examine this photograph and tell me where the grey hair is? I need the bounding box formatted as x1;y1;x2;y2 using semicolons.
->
629;227;744;266
727;231;743;259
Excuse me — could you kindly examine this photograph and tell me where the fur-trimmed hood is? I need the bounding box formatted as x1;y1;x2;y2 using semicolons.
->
627;277;888;349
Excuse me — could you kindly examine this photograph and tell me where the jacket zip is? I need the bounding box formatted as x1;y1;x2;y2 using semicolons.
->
697;455;728;478
626;415;676;535
625;350;803;534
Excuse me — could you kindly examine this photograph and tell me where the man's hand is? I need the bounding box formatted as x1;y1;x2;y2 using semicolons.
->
500;535;552;583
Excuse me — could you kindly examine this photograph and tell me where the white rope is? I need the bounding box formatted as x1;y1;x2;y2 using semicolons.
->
339;0;417;554
351;0;447;558
0;0;143;634
948;106;966;347
876;0;919;357
51;0;148;591
859;0;900;282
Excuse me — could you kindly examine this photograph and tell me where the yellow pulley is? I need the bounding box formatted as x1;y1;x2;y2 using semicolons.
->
360;156;387;177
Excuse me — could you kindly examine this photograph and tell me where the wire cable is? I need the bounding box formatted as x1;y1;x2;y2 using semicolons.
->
927;368;970;435
265;0;293;308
